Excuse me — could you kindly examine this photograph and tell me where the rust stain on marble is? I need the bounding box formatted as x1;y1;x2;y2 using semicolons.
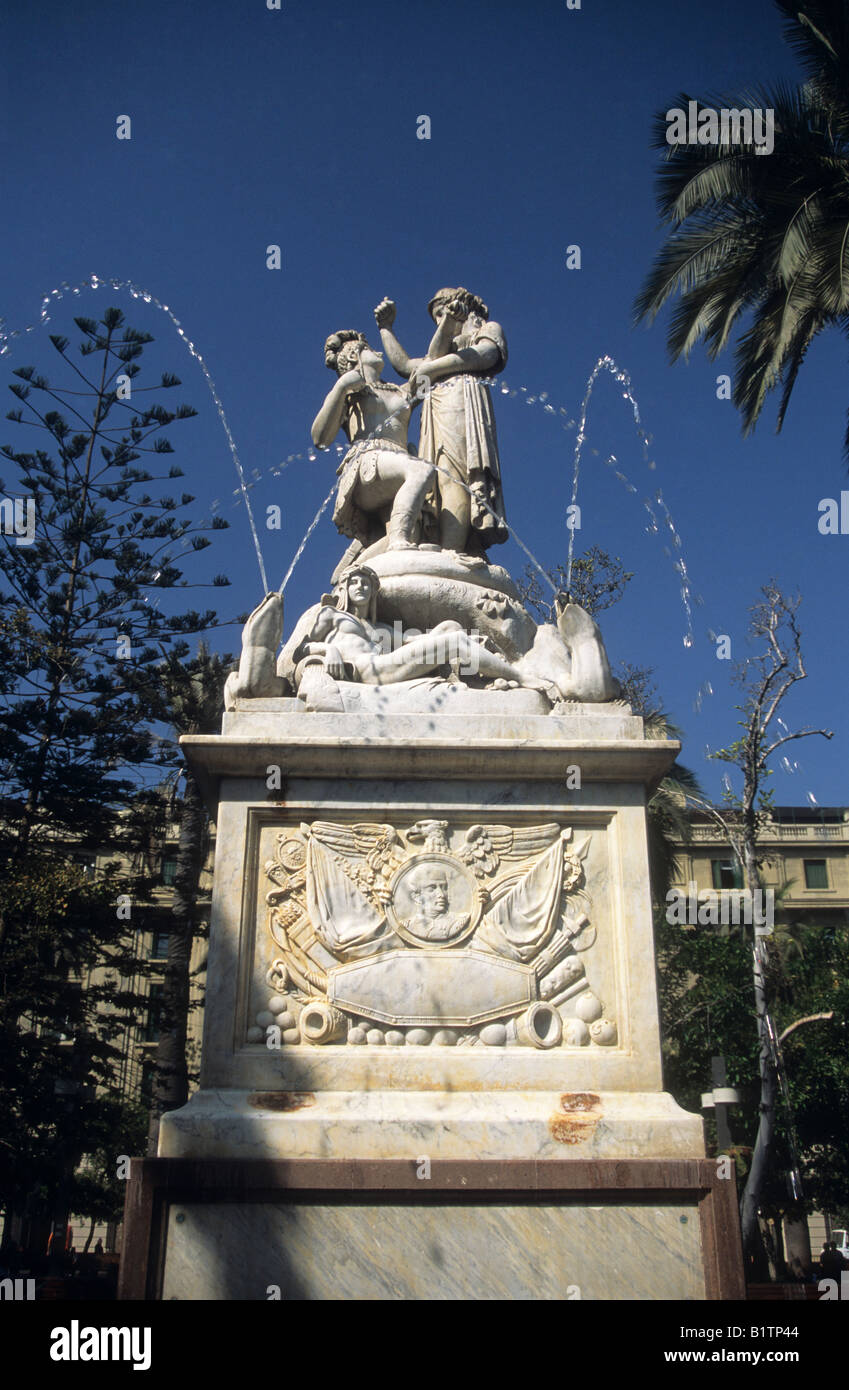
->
248;1091;316;1112
548;1091;602;1145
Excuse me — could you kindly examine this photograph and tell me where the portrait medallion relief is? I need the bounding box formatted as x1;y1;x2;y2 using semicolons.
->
387;853;481;947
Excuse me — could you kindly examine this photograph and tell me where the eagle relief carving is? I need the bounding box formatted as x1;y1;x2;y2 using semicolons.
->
247;818;618;1050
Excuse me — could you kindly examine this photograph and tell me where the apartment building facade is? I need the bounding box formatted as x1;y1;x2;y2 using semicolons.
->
670;804;849;927
2;819;214;1256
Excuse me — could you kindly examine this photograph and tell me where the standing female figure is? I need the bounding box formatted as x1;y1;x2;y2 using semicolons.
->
374;288;508;554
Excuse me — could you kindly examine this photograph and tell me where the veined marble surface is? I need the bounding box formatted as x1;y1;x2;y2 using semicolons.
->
158;1089;705;1160
220;702;647;741
171;710;704;1186
162;1199;705;1301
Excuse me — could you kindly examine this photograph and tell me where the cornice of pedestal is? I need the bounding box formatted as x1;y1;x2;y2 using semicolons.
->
180;705;680;808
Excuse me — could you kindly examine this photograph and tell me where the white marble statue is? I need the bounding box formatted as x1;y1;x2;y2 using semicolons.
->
223;591;285;709
226;559;619;713
311;330;436;555
550;597;620;702
223;284;621;713
295;564;555;697
374;288;508;554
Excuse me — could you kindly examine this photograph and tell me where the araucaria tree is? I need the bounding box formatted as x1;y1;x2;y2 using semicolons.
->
0;308;229;1245
0;308;227;858
694;583;832;1270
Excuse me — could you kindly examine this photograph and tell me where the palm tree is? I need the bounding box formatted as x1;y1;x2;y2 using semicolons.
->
635;1;849;459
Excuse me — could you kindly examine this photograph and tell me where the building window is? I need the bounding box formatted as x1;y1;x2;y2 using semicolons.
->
144;983;164;1043
51;981;83;1042
140;1058;156;1101
161;856;178;887
70;854;96;881
150;930;170;960
804;859;829;890
711;858;743;890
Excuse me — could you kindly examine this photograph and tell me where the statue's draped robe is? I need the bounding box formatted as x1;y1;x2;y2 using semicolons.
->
418;321;509;547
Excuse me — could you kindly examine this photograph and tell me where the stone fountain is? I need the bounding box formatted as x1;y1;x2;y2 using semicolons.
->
119;287;743;1301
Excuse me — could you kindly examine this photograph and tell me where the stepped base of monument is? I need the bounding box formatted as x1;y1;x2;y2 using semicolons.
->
157;1087;705;1161
118;1156;744;1301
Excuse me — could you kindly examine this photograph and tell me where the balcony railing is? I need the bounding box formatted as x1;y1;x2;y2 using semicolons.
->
689;823;846;843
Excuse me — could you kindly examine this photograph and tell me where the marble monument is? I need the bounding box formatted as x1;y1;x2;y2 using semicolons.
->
138;287;729;1301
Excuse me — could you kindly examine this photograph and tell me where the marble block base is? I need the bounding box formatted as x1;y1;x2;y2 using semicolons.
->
164;1199;702;1301
183;711;687;1100
118;1157;745;1301
158;1088;705;1161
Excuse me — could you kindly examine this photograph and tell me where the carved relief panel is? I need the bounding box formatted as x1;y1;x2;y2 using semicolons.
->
245;816;620;1050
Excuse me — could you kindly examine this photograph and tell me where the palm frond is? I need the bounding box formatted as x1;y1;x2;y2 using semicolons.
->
637;16;849;465
776;311;826;428
776;1;849;93
634;216;756;324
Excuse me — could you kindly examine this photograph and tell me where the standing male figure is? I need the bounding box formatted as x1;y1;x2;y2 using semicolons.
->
374;289;509;555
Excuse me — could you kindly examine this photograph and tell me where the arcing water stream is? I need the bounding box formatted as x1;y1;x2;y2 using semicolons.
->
6;274;820;804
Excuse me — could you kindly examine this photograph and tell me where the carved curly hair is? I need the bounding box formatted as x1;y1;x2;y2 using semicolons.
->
427;287;489;323
324;329;369;375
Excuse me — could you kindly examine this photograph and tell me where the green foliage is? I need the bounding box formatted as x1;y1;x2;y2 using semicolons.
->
658;910;849;1217
657;909;757;1111
520;548;700;902
154;641;232;737
770;919;849;1215
521;547;634;623
635;0;849;460
0;311;230;1237
662;580;842;1251
0;308;228;854
70;1100;149;1225
0;856;153;1224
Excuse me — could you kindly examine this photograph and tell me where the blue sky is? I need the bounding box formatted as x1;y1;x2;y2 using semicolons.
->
1;0;846;807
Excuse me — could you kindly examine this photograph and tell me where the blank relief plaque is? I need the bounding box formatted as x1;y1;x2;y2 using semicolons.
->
246;816;620;1050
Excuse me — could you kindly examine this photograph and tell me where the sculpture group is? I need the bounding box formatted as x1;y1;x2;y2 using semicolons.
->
225;285;621;714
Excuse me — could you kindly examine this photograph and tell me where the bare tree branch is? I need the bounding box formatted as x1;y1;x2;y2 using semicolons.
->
763;728;833;758
778;1012;835;1045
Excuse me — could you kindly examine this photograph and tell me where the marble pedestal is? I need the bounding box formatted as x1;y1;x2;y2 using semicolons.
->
128;699;727;1299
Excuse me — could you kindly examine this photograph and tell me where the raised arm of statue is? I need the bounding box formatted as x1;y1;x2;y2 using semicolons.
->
313;330;437;554
374;297;423;377
410;336;502;393
422;294;472;360
424;310;460;360
414;289;509;554
311;369;367;448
